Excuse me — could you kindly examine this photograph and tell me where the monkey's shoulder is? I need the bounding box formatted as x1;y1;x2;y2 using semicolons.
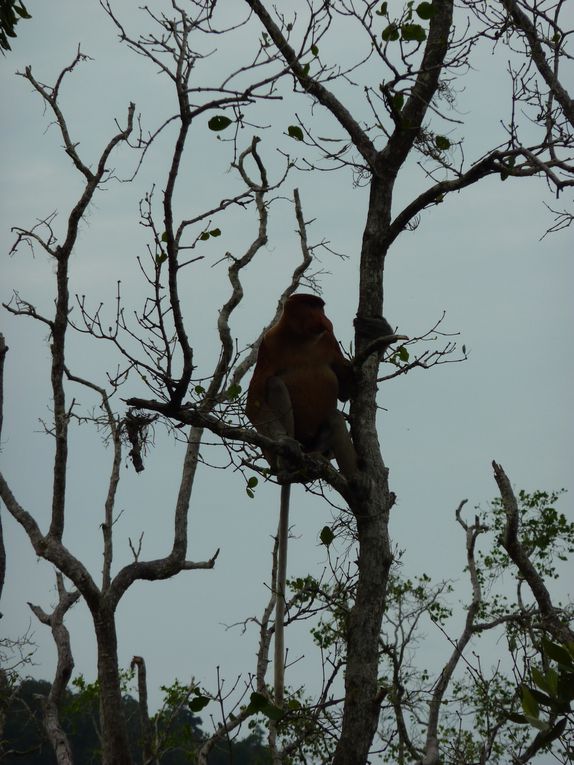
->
262;328;343;367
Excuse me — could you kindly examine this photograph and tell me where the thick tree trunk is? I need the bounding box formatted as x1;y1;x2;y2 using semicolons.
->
334;504;393;764
333;174;395;764
94;611;133;765
43;699;74;765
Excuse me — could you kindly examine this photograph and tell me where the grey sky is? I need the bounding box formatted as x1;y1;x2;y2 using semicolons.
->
1;0;573;739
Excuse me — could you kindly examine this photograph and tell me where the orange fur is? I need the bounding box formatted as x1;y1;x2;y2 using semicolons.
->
247;294;355;452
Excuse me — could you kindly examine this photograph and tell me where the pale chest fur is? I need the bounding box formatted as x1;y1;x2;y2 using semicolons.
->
269;332;339;442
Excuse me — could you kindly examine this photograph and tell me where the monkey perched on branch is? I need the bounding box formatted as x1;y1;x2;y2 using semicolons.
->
247;293;359;481
246;293;404;707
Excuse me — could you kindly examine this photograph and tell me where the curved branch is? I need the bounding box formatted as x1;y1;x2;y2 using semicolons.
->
107;427;217;609
381;0;454;175
501;0;574;128
244;0;377;167
492;461;574;644
0;472;100;608
421;501;486;765
28;573;79;765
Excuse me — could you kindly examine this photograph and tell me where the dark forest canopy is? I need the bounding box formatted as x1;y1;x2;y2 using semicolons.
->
1;679;271;765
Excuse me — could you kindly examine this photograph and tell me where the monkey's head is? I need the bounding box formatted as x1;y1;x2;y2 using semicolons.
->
282;293;333;336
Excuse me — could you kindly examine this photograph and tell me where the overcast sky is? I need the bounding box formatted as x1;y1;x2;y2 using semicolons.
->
1;0;573;739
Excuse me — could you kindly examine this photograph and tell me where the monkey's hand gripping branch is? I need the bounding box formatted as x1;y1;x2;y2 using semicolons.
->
353;315;409;368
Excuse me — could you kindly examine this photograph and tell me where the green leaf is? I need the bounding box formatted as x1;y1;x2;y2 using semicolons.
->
195;385;205;395
543;638;574;670
416;1;435;19
161;231;168;242
15;3;32;18
507;712;528;724
557;672;574;702
155;253;167;265
287;125;304;141
302;62;310;76
311;44;319;56
398;345;410;362
375;1;388;15
320;526;335;546
210;228;221;237
401;23;426;42
248;692;268;710
545;718;567;745
199;232;210;241
392;93;404;111
208;115;233;132
188;694;210;712
435;135;451;150
528;686;554;709
524;714;550;732
226;383;242;400
246;692;283;721
521;685;540;719
262;704;283;721
382;23;400;41
246;476;257;498
532;667;550;694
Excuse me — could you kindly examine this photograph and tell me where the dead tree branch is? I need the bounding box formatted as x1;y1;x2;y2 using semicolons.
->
492;461;574;644
28;574;79;765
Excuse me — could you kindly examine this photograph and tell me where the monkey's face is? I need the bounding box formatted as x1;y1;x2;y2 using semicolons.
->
284;300;333;338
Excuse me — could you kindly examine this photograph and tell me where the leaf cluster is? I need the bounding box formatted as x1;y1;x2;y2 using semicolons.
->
481;490;572;580
0;0;30;53
380;0;435;44
516;639;574;743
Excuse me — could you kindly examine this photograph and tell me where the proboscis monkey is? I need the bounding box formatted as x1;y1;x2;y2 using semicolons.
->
247;293;404;706
246;293;359;706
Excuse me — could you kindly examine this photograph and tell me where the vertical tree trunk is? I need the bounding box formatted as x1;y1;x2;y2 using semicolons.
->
0;334;7;608
43;699;74;765
94;611;133;765
342;514;393;764
333;174;395;764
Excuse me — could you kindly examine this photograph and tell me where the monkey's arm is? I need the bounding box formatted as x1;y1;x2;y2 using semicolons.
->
354;315;408;366
318;330;357;402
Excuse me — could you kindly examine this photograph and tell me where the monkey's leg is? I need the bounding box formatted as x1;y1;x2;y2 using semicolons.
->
274;482;290;707
326;410;359;480
264;375;300;482
265;376;294;437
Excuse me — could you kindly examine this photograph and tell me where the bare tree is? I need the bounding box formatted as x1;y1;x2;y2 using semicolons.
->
28;574;79;765
0;4;291;760
1;1;572;764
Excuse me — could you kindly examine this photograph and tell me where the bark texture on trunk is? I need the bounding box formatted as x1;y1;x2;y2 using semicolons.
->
95;612;133;765
333;173;394;765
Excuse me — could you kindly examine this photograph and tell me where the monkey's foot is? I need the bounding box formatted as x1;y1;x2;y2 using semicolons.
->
276;436;304;462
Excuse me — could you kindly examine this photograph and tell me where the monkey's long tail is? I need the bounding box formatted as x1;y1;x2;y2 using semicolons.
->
274;483;290;708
